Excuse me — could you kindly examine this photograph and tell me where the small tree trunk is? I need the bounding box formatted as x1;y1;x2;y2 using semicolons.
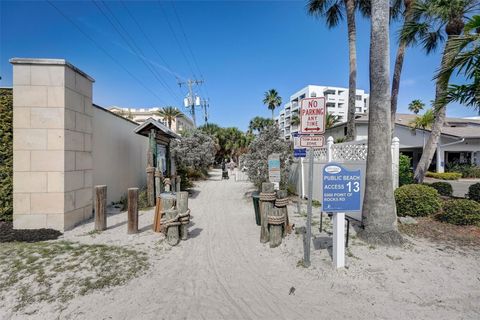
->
176;176;181;192
391;39;407;136
146;166;155;207
176;191;189;240
269;208;283;248
165;208;180;246
260;182;275;243
127;188;138;234
94;185;107;231
345;0;357;141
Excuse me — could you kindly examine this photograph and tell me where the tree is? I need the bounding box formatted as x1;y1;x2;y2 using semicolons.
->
391;0;416;134
248;116;274;133
156;106;183;129
243;125;292;189
326;112;342;128
290;114;300;126
170;129;216;171
263;89;282;120
359;0;403;245
402;0;478;182
409;108;434;130
307;0;368;141
0;89;13;221
437;15;480;110
408;99;425;114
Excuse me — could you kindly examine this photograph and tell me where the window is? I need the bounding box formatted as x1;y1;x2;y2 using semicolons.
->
355;107;361;112
356;95;362;101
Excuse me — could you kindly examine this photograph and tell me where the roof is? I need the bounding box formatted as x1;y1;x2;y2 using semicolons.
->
134;117;181;140
9;58;95;82
329;113;480;139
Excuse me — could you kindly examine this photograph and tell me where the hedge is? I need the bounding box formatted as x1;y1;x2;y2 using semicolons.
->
425;172;462;180
429;181;453;197
399;154;414;186
0;88;13;221
394;184;441;217
467;183;480;202
437;199;480;226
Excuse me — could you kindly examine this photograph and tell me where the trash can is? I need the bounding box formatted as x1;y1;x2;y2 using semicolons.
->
252;191;261;226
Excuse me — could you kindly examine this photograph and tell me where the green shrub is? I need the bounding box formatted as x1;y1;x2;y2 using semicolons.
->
394;184;441;217
0;89;13;221
399;154;414;186
467;183;480;202
425;172;462;180
437;199;480;226
446;163;480;178
430;181;453;197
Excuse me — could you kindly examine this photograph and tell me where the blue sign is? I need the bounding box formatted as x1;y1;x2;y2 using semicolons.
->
322;163;361;212
294;148;306;158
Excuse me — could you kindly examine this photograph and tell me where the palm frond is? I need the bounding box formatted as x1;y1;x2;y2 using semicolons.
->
325;2;344;28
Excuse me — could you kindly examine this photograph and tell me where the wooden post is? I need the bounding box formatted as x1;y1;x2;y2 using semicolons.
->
269;207;283;248
176;191;189;240
165;208;180;246
155;169;162;201
164;178;171;193
153;194;175;232
276;190;290;236
127;188;139;234
260;182;275;243
176;176;181;192
94;185;107;231
146;166;155;207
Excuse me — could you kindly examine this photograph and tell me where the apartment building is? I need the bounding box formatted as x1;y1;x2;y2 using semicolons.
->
275;85;369;139
108;107;194;133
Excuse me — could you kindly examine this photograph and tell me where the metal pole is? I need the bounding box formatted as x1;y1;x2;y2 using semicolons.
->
304;147;314;267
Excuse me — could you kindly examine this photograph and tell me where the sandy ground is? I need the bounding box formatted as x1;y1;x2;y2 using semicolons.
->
2;169;480;320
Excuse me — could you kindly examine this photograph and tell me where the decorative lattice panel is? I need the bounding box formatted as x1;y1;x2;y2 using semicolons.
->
311;148;328;161
331;144;368;161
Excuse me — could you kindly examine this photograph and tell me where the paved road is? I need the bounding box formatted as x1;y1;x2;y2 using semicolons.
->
424;177;480;197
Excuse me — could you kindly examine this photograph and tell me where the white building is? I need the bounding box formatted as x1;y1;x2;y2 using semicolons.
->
326;113;480;172
108;107;194;134
275;85;369;140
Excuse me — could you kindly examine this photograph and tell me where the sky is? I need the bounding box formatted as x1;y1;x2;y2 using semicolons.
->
0;0;477;131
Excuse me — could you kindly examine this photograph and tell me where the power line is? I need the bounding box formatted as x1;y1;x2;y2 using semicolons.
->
93;0;180;102
46;0;166;104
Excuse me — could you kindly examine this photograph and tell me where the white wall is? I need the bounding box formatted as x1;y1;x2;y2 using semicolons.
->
92;106;149;204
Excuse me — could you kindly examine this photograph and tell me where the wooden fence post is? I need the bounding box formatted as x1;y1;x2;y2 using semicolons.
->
260;182;275;243
276;190;290;236
269;207;283;248
128;188;139;234
176;191;189;240
153;194;175;232
176;176;181;192
95;185;107;231
155;169;162;200
165;208;180;246
146;166;155;207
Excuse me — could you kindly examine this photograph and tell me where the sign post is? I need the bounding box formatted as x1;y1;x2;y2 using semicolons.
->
299;97;326;267
322;163;362;268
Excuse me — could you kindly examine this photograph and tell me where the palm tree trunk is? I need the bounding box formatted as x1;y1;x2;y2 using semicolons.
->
413;39;452;183
271;109;274;121
390;39;407;135
345;0;357;141
359;0;403;245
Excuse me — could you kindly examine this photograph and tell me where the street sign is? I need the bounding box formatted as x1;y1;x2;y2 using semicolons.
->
294;148;306;158
322;163;362;212
300;135;325;148
299;97;326;135
268;154;281;183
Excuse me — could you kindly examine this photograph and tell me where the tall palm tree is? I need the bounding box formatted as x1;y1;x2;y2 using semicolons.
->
262;89;282;120
409;108;434;129
402;0;478;182
156;106;183;129
360;0;403;245
307;0;368;141
437;15;480;110
248;116;274;133
326;113;342;129
408;99;425;114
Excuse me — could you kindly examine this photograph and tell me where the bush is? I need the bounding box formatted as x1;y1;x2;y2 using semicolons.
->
394;184;441;217
399;154;414;186
437;199;480;226
430;181;453;197
467;183;480;202
0;89;13;221
425;172;462;180
446;163;480;178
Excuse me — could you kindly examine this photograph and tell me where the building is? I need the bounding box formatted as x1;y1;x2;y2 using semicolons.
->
275;85;369;140
326;113;480;172
108;106;194;133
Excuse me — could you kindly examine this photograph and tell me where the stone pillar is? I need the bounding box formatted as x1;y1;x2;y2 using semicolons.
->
11;58;94;231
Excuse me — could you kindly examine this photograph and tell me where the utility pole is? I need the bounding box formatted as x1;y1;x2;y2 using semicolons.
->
201;98;209;125
178;78;203;127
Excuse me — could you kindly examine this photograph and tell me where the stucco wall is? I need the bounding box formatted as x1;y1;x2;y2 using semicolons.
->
92;106;148;205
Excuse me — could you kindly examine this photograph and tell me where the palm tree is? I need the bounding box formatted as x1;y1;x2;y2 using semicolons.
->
408;99;425;114
307;0;368;141
326;113;342;129
437;15;480;110
290;114;300;126
359;0;403;245
402;0;478;182
156;106;183;129
409;108;434;129
262;89;282;120
391;0;416;134
248;116;274;133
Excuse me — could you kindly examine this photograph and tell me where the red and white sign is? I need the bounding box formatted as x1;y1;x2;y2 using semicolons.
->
300;97;326;135
300;135;325;148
